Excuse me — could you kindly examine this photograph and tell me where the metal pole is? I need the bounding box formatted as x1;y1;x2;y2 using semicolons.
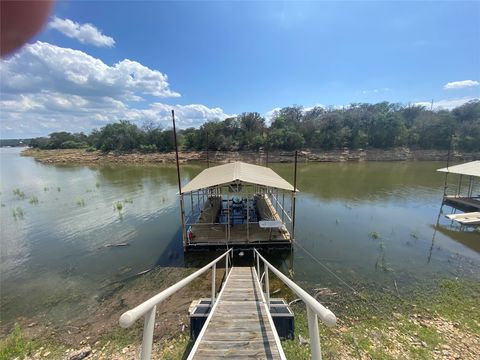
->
172;110;182;195
141;306;156;360
246;195;250;241
227;198;230;243
211;263;216;304
206;131;210;168
457;175;463;196
172;110;186;247
292;150;298;240
180;195;187;246
265;261;270;309
307;305;322;360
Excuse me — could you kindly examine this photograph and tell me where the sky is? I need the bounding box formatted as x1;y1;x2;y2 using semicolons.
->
1;1;479;139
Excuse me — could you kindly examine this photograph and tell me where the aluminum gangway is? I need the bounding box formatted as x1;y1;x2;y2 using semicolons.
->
119;249;336;360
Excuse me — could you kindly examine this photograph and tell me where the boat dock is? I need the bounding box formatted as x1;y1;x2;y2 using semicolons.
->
120;249;336;360
443;195;480;211
437;161;480;226
179;161;298;250
189;266;283;359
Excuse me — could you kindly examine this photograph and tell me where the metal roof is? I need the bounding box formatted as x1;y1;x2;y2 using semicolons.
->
181;161;296;193
437;160;480;177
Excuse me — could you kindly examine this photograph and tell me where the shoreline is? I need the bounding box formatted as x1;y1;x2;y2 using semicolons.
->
1;268;479;359
21;147;480;165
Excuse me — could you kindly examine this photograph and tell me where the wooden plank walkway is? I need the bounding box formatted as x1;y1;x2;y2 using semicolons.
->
444;196;480;210
189;267;284;359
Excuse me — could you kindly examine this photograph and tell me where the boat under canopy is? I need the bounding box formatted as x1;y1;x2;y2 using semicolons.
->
178;161;298;250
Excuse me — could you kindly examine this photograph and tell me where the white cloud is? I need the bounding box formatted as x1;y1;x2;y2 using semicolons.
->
0;42;231;138
443;80;479;90
1;41;180;99
413;97;479;110
264;107;282;125
361;87;391;95
49;17;115;47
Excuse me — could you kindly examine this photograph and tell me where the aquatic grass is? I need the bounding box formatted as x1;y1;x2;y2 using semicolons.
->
115;202;123;211
57;187;61;192
76;198;86;206
12;188;26;200
43;187;49;192
410;231;419;239
29;196;39;205
95;182;101;188
12;207;24;220
369;231;380;240
1;203;5;208
124;198;133;204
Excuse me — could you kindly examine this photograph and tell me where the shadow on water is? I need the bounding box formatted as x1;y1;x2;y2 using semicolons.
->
182;246;293;272
154;227;185;267
431;224;480;253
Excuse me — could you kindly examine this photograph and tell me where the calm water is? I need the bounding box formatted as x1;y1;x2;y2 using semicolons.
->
1;148;479;323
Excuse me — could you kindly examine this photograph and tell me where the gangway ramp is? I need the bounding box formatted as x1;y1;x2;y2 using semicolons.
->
188;266;283;359
119;249;336;360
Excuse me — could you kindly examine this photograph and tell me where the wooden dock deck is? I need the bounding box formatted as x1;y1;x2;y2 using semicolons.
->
189;267;284;359
444;195;480;211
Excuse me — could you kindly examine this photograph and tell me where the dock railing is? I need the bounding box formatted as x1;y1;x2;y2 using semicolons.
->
253;249;336;360
119;249;232;360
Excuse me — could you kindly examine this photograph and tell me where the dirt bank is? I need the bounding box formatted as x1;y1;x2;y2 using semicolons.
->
21;147;480;165
2;268;479;359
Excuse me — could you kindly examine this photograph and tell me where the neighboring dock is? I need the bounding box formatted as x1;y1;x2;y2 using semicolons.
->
437;161;480;226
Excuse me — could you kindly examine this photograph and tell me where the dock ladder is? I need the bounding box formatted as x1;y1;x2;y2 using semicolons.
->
119;249;336;359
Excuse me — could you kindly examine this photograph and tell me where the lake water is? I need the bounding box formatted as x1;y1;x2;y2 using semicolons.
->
1;147;479;324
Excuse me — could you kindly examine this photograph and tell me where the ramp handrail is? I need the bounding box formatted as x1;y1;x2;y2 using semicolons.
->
119;249;232;360
253;249;336;360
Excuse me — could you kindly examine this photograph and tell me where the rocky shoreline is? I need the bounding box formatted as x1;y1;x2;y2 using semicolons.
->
21;147;480;165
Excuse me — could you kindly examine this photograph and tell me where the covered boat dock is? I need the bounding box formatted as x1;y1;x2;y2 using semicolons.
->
437;160;480;225
178;161;297;250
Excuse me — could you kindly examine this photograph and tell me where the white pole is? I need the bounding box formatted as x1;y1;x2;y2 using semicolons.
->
307;305;322;360
141;305;156;360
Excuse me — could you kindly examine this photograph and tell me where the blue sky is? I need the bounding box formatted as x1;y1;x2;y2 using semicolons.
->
1;1;479;138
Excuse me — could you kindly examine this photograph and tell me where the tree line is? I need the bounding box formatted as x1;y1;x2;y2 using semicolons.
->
29;100;480;153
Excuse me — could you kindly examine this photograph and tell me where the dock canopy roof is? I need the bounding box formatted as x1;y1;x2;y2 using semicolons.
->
437;161;480;178
182;161;296;193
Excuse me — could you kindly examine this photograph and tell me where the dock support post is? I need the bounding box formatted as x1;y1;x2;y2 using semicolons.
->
211;263;216;305
141;305;156;360
307;305;322;360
